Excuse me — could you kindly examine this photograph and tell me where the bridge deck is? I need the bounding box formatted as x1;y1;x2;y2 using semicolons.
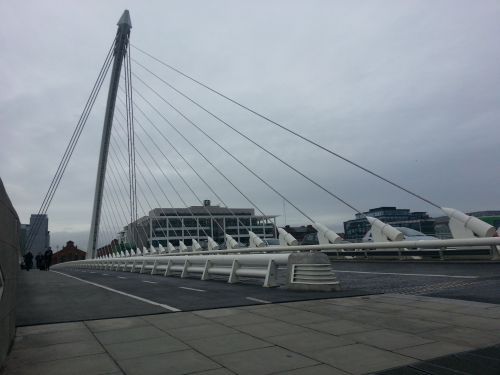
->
8;262;500;374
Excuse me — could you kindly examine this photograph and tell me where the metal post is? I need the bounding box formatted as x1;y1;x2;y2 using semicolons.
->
87;11;132;258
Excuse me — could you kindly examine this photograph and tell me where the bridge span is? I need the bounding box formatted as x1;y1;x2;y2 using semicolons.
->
5;262;500;375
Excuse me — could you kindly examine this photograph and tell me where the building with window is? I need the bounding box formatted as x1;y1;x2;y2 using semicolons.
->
25;214;50;254
52;241;86;264
120;201;277;248
343;206;435;242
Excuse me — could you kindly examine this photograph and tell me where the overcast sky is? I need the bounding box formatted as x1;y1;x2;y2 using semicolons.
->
1;1;499;250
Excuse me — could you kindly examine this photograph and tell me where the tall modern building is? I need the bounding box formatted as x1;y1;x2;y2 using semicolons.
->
119;201;278;248
343;207;435;242
26;214;50;254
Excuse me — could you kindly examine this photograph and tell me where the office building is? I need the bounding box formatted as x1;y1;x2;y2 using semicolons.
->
343;206;435;242
121;200;277;248
26;214;50;253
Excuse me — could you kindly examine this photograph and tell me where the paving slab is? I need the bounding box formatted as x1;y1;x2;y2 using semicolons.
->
233;320;309;338
5;340;105;368
311;343;416;375
213;346;318;375
340;329;434;350
103;334;188;360
2;353;121;375
15;322;86;336
117;349;220;375
420;326;500;348
12;327;95;350
167;322;239;341
304;319;377;335
94;325;166;345
85;317;149;333
273;364;349;375
271;310;333;325
5;293;500;375
267;331;355;354
194;309;276;327
394;341;473;360
143;311;211;330
187;332;272;356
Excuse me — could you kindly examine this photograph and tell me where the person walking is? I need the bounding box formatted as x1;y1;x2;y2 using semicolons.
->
23;251;33;271
44;247;53;271
35;253;43;270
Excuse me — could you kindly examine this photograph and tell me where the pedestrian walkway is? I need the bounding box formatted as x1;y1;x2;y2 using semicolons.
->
3;293;500;374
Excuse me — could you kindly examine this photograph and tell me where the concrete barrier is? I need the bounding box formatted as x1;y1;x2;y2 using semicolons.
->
0;179;20;368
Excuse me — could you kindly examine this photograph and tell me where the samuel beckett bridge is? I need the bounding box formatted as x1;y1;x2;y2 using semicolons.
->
26;10;500;288
4;10;500;375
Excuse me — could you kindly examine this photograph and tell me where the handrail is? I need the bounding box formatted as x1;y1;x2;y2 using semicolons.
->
106;237;500;257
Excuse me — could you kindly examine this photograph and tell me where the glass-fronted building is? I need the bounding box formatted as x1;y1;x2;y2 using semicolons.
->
120;201;277;248
343;206;435;242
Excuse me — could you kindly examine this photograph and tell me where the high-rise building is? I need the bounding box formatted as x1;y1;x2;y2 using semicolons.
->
26;214;50;254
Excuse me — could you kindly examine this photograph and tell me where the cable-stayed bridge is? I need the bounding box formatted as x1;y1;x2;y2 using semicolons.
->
4;10;500;374
21;10;500;289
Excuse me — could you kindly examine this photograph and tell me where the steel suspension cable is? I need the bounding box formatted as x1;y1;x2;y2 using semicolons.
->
114;104;197;239
131;44;442;210
132;66;362;214
25;38;116;252
110;115;180;243
131;83;316;223
107;129;158;249
128;94;274;229
131;99;269;236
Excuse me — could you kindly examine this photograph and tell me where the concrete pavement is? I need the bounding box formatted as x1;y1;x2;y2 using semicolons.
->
4;293;500;374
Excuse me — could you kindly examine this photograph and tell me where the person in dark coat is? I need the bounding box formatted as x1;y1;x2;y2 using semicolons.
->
35;253;43;270
23;251;33;271
44;247;53;271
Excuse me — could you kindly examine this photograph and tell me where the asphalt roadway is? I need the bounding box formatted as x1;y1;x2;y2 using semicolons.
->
17;261;500;326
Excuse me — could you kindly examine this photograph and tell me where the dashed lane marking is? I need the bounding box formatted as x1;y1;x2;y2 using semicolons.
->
51;270;181;312
117;276;128;279
179;286;206;292
142;280;157;284
246;297;271;304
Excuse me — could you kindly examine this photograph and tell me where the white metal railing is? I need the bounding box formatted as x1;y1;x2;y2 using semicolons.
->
54;253;291;287
104;237;500;258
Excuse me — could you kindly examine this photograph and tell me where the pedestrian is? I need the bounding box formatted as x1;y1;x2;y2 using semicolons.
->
44;247;53;271
23;251;33;271
35;253;43;270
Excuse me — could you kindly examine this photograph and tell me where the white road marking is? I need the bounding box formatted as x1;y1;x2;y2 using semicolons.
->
246;297;271;304
179;286;206;292
51;270;181;312
117;276;128;279
101;273;109;276
142;280;157;284
331;270;478;279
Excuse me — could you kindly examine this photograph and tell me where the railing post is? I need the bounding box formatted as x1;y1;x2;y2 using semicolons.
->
201;260;212;281
151;259;158;275
263;259;278;287
228;260;240;283
181;260;191;278
490;245;500;260
164;259;173;277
